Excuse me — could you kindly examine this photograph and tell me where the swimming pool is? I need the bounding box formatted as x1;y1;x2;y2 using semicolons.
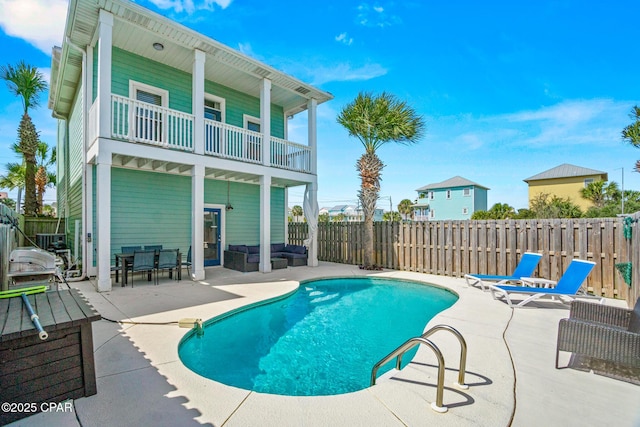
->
178;277;458;396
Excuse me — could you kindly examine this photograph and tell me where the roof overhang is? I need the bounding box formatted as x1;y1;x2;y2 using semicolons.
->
49;0;332;118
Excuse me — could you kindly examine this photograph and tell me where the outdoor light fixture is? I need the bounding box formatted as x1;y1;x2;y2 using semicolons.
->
226;180;234;210
153;42;164;51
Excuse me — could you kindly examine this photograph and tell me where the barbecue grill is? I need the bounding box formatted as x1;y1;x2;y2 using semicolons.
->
7;247;57;290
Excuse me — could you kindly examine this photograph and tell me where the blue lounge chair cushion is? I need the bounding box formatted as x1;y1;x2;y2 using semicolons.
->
247;245;260;254
229;245;248;254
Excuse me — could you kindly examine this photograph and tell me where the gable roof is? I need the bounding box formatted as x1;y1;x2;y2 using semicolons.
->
523;164;608;182
416;176;489;191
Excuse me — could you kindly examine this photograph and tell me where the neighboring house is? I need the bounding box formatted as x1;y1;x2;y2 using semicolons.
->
49;0;332;291
413;176;489;221
523;163;608;211
319;205;383;222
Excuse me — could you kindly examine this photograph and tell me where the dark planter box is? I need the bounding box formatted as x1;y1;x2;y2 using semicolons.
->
0;289;101;424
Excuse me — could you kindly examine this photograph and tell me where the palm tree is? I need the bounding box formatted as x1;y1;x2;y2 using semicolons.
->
1;61;48;216
488;203;516;219
622;106;640;171
397;198;414;220
291;205;303;222
35;142;56;211
580;180;613;208
0;161;25;212
337;92;425;267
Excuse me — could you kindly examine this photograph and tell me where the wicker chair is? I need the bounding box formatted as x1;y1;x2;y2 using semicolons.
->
556;298;640;369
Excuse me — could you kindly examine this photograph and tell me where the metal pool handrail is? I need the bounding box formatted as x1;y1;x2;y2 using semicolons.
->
370;324;469;413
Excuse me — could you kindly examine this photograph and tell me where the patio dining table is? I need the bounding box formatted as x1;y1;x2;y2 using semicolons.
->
115;251;182;287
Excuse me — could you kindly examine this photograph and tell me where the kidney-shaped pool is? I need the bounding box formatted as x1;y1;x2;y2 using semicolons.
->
178;276;458;396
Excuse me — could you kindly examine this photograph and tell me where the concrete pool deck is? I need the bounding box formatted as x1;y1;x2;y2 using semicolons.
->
8;262;640;427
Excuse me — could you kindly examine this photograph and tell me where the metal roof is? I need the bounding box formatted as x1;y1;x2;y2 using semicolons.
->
416;176;489;191
49;0;333;117
523;163;608;182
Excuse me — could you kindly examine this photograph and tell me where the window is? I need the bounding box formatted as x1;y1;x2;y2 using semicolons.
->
584;178;594;187
463;188;471;197
204;94;225;122
129;81;168;143
244;114;261;132
429;209;435;219
462;207;469;215
429;191;434;200
446;190;452;199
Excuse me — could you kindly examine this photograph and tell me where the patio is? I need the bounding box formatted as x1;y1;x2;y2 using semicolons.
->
8;262;639;426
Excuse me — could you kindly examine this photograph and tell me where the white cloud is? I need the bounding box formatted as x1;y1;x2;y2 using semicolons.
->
147;0;232;14
335;32;353;46
0;0;67;53
308;63;387;85
356;3;401;28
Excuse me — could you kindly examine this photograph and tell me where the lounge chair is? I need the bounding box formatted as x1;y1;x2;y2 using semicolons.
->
464;252;543;291
488;259;601;308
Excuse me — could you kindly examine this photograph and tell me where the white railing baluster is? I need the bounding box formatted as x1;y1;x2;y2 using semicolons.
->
110;95;311;172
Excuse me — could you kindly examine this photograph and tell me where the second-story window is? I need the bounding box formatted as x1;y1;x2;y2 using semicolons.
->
463;188;471;196
204;99;222;121
129;81;168;144
446;190;452;199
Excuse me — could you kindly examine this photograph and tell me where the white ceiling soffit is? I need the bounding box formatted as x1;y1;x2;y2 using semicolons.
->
51;0;332;117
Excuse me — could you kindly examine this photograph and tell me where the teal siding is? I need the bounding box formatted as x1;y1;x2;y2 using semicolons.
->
204;180;285;246
65;85;84;261
111;169;192;262
110;171;285;259
111;47;192;113
204;80;284;138
92;43;98;103
270;187;285;243
108;48;285;137
429;186;488;220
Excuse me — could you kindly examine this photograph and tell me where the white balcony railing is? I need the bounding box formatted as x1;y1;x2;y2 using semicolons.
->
270;137;311;172
106;95;311;173
111;94;194;151
204;118;262;164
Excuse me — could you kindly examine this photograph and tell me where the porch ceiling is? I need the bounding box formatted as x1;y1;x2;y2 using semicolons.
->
50;0;332;117
111;153;311;188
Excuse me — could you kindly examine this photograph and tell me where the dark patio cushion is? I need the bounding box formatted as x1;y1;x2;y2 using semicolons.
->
285;244;306;254
247;254;260;263
271;243;285;253
229;245;248;253
247;245;260;254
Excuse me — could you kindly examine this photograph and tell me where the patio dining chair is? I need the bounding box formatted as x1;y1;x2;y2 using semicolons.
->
157;249;179;284
183;246;192;277
131;250;156;287
121;246;142;254
145;244;163;253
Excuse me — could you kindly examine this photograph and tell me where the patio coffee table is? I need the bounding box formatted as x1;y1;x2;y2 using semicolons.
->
271;258;288;270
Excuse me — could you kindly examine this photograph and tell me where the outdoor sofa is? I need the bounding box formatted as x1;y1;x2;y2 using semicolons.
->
224;243;307;272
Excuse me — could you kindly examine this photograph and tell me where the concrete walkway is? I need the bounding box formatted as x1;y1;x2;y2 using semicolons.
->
8;262;640;427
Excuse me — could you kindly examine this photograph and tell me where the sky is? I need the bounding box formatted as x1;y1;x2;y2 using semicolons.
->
1;0;639;212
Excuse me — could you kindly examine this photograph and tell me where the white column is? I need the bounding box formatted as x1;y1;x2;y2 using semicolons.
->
191;164;205;280
284;187;289;244
97;10;113;139
259;174;272;272
303;181;319;267
192;49;205;155
96;155;112;291
260;79;271;166
307;98;318;174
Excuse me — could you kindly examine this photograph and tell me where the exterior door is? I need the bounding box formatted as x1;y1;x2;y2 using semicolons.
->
204;207;221;266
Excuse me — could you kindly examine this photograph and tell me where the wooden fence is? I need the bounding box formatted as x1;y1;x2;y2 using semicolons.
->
289;217;638;305
18;217;65;247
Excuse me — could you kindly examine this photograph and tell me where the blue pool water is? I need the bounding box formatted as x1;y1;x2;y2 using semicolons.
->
178;277;457;396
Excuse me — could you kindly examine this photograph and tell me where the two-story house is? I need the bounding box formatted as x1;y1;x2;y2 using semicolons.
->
48;0;332;291
524;164;608;211
413;176;489;221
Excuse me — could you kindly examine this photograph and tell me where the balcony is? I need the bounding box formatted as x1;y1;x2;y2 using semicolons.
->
102;95;312;173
